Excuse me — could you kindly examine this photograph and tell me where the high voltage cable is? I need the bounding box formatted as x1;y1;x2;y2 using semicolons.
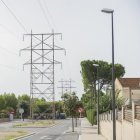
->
0;23;21;41
0;24;25;57
0;46;18;56
43;0;58;31
0;63;29;74
37;0;52;30
0;0;28;33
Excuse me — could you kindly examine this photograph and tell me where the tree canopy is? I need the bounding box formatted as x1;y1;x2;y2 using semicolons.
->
80;60;125;91
80;60;125;125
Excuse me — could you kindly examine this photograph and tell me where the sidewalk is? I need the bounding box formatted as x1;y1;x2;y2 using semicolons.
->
79;118;106;140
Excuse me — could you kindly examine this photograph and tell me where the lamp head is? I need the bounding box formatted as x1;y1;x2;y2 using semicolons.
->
101;8;114;13
93;64;99;67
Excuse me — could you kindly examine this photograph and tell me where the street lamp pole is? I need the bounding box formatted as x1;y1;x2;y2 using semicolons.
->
93;64;100;134
101;8;116;140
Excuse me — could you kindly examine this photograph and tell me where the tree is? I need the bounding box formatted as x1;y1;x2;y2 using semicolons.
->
80;60;125;124
35;99;48;113
80;60;125;91
17;94;30;117
62;92;81;132
18;94;30;102
0;95;5;110
3;93;18;111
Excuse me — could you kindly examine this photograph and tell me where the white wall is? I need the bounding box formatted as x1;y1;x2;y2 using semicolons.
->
131;89;140;100
134;120;140;140
100;119;140;140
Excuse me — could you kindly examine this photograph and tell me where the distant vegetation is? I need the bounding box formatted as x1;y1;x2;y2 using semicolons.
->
0;93;64;119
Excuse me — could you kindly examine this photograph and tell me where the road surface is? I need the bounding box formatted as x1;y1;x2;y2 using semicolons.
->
19;119;79;140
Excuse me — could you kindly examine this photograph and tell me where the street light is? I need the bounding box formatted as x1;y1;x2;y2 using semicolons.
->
89;83;94;126
101;8;116;140
93;64;100;134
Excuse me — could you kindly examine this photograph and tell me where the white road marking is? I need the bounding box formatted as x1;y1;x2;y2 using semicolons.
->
40;136;54;140
40;136;47;139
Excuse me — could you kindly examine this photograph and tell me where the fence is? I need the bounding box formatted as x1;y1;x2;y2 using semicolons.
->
99;102;140;123
135;105;140;120
99;102;140;140
124;109;132;123
117;111;122;122
99;110;121;122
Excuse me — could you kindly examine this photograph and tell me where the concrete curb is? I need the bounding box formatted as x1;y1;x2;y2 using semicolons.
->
13;132;36;140
78;135;81;140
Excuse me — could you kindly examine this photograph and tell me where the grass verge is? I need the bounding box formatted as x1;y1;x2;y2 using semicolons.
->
0;131;28;140
13;120;56;127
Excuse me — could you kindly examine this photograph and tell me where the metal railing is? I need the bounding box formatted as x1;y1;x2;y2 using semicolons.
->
99;103;140;123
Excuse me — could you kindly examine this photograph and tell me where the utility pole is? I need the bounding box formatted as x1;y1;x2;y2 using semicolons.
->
20;30;65;119
57;79;65;98
65;79;76;94
57;79;76;115
58;79;76;95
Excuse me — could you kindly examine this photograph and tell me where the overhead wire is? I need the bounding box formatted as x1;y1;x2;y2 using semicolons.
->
0;23;22;41
43;0;58;32
0;0;28;54
42;0;66;82
0;0;28;33
37;0;53;30
0;1;30;73
0;63;29;74
0;45;18;56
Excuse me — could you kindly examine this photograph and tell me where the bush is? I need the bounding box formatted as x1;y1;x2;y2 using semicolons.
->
86;109;96;125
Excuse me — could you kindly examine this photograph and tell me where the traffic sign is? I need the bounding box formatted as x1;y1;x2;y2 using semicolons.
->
19;108;24;114
78;107;84;113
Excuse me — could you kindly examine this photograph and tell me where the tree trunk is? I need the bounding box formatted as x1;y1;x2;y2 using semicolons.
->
75;117;77;127
72;116;74;132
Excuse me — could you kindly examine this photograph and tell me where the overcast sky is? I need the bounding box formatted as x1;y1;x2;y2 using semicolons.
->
0;0;140;100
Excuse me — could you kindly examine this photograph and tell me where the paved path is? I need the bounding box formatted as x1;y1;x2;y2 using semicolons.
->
79;118;106;140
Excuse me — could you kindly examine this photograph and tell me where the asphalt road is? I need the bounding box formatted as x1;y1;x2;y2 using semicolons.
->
19;119;79;140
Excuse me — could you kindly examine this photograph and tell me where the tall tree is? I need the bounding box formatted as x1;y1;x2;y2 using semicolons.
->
81;60;125;91
80;60;125;124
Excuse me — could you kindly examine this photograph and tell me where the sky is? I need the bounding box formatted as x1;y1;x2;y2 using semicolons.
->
0;0;140;100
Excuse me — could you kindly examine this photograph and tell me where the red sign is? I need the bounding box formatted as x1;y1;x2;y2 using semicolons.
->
78;107;84;113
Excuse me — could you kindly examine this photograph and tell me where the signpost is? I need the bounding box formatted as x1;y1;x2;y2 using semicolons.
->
78;107;84;135
19;108;24;121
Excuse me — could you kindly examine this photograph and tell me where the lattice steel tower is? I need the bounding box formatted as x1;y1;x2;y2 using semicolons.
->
21;31;65;118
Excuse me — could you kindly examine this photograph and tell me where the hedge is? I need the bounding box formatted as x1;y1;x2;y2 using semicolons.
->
86;109;96;125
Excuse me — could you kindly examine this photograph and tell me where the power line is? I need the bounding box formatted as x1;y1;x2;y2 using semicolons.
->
0;63;29;74
43;0;58;31
0;23;21;41
0;46;18;56
0;0;28;33
37;0;52;30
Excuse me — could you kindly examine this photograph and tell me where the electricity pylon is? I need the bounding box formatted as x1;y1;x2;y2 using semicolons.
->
20;30;65;119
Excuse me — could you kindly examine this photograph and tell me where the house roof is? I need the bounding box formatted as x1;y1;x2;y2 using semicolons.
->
118;78;140;89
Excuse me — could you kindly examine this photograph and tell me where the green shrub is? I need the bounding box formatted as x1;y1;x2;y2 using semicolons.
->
86;109;96;125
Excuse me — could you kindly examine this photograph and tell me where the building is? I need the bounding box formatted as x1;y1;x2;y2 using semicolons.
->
115;78;140;105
